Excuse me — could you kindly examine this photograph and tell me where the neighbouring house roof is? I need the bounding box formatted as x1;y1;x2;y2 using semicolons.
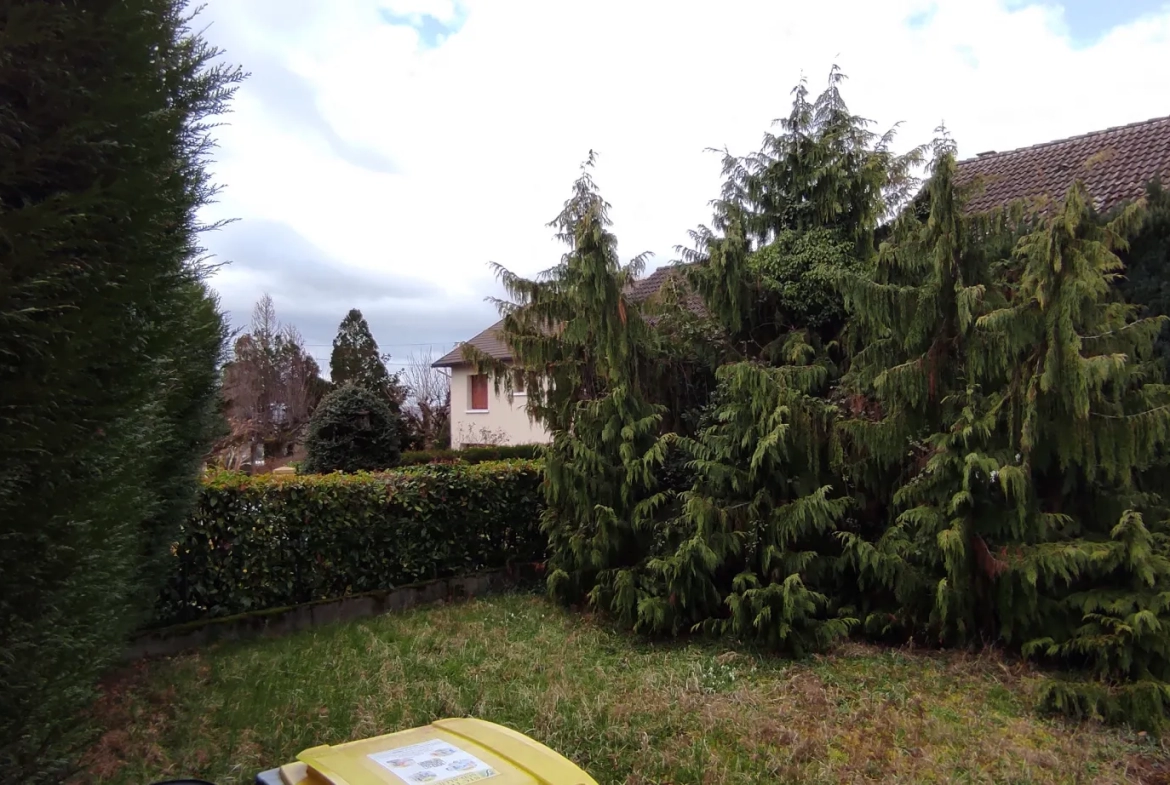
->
625;263;706;317
432;319;510;367
432;267;705;368
954;114;1170;215
627;265;680;301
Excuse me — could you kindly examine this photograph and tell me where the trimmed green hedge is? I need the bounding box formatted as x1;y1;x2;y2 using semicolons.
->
397;444;544;467
155;461;545;626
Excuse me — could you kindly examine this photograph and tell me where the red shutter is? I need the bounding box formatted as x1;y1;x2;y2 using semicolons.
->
470;374;488;410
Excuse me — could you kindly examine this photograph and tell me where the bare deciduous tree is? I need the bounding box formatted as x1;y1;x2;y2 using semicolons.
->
401;351;451;450
215;294;327;467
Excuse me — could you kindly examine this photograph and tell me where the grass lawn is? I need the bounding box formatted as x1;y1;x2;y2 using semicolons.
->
84;594;1169;785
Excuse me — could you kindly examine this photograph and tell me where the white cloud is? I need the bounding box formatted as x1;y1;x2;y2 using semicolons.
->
197;0;1170;353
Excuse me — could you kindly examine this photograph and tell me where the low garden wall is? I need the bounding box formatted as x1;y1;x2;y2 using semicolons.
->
132;570;517;659
154;460;545;627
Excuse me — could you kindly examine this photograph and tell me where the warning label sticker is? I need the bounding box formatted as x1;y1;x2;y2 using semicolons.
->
368;739;498;785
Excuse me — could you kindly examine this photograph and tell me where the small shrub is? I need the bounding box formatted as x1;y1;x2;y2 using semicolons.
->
302;383;402;473
155;460;545;625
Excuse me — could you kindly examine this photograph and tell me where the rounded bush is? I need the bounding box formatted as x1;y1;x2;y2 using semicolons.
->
302;383;402;473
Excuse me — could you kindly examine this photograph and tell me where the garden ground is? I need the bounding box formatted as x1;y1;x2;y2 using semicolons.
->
82;594;1170;785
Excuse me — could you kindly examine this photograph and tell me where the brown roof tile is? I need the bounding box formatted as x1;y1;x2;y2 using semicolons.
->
955;114;1170;215
627;265;680;302
626;263;707;319
432;319;510;367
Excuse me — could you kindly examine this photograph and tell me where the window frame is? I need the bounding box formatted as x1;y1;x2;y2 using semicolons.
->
468;373;489;412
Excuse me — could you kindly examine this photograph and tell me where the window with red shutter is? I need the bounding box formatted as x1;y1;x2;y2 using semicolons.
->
470;374;488;410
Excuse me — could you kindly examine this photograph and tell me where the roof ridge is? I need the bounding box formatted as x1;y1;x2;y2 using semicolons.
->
958;113;1170;164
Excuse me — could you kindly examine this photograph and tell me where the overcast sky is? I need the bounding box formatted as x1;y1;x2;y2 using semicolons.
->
194;0;1170;372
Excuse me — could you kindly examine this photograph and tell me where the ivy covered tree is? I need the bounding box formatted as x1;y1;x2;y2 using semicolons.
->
330;308;405;407
302;383;402;473
684;67;921;355
470;154;668;618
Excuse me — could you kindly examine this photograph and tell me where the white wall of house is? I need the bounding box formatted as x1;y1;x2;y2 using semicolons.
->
449;363;550;448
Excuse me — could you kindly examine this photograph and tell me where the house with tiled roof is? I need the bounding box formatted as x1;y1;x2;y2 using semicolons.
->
431;264;707;447
432;319;551;448
954;114;1170;215
436;114;1170;447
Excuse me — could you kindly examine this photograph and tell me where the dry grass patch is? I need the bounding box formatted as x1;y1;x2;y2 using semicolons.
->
81;595;1169;785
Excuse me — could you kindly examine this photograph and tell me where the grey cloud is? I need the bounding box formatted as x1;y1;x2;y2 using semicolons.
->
194;3;495;360
245;53;399;174
212;218;436;300
203;9;398;174
206;219;501;361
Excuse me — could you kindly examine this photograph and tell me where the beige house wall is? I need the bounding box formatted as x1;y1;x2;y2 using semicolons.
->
449;363;550;448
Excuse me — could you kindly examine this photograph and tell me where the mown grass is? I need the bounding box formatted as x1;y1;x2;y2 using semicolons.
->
83;594;1169;785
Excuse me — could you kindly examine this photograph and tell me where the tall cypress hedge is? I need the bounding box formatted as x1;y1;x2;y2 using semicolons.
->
0;2;240;781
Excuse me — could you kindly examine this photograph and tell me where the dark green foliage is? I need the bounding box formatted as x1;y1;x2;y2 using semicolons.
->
505;64;1170;730
302;383;403;474
330;308;405;407
684;67;922;352
397;444;544;467
627;69;920;653
473;154;668;617
749;230;859;335
155;461;546;625
1120;180;1170;364
839;147;1170;730
637;274;726;437
0;2;239;780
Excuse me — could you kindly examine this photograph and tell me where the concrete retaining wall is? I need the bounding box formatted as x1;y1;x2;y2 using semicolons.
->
127;570;510;660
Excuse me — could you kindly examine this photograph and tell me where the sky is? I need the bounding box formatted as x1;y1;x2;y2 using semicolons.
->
194;0;1170;373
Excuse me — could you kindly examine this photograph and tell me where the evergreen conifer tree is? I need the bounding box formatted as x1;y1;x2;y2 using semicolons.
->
988;182;1170;728
1120;181;1170;365
836;144;1025;639
471;154;668;619
640;69;922;651
839;144;1170;728
0;3;239;779
330;308;405;407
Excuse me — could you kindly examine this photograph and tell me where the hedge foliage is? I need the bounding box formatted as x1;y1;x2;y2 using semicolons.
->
0;4;239;781
155;461;545;626
397;444;544;467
